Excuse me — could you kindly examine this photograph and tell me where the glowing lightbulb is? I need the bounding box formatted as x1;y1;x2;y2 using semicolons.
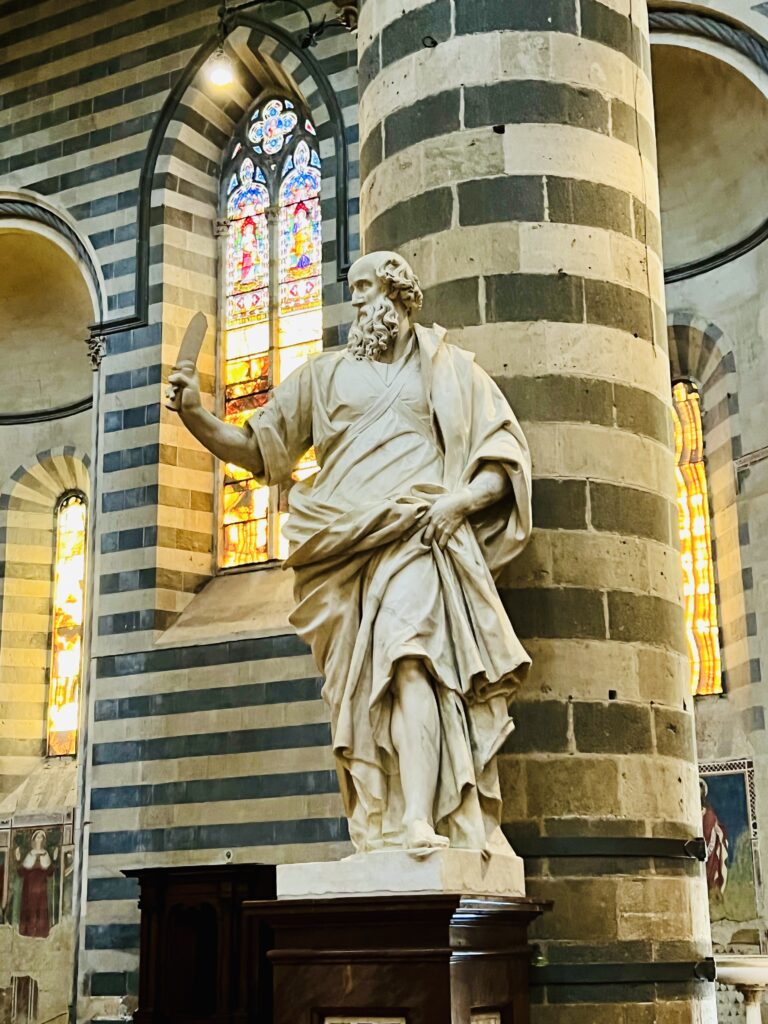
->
208;48;234;86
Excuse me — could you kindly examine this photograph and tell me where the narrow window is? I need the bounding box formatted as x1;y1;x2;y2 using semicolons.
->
671;380;722;696
47;493;87;756
220;98;322;567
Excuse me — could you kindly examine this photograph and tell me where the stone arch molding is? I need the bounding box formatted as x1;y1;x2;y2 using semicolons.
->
0;448;91;782
0;193;103;425
151;20;350;267
109;10;352;339
650;10;768;282
667;312;756;695
0;190;106;322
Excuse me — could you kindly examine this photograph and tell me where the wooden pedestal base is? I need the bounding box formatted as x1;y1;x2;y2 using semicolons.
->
243;894;548;1024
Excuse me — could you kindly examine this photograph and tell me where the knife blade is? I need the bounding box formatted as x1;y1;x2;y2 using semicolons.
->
165;311;208;411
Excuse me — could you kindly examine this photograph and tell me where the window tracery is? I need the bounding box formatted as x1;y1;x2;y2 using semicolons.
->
220;97;322;567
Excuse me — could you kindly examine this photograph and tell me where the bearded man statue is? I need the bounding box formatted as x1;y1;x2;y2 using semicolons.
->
168;251;532;858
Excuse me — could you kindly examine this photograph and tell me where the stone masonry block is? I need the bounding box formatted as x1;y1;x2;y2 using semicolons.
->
384;88;460;157
497;374;614;426
607;591;685;653
500;585;606;640
381;0;452;68
458;174;545;227
456;0;578;35
618;757;698;824
497;755;527;819
502;699;570;754
366;186;453;251
486;272;583;324
614;383;672;446
465;79;609;135
546;176;634;237
531;478;588;531
653;706;696;761
590;481;671;545
583;277;654;341
418;276;480;328
527;876;619;941
527;757;620;818
573;701;653;754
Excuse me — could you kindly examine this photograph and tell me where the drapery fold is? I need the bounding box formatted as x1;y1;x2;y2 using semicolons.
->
245;324;532;850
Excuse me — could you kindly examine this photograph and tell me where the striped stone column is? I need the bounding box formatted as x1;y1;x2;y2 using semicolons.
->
357;1;714;1018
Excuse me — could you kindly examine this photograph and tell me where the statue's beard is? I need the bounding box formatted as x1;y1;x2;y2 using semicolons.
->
347;295;399;361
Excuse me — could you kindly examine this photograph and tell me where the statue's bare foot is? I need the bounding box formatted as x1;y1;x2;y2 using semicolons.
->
405;819;450;855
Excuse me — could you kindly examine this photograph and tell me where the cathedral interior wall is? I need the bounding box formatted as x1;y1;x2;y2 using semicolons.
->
0;0;766;1020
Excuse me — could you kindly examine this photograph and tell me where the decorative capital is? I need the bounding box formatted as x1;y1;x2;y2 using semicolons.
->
86;334;107;370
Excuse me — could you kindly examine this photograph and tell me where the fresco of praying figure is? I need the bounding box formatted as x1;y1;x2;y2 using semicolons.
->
12;829;60;938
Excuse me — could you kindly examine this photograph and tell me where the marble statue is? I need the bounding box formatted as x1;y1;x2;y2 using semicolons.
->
167;252;532;858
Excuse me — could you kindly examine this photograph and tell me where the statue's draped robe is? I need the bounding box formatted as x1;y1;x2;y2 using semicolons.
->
247;324;532;851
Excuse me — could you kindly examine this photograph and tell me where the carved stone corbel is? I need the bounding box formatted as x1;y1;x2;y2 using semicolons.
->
85;334;107;370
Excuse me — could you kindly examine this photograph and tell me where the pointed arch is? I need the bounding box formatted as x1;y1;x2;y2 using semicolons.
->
0;449;91;790
95;12;353;337
117;16;358;617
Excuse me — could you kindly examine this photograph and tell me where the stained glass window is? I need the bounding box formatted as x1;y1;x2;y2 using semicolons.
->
47;493;87;756
672;381;723;696
220;97;322;567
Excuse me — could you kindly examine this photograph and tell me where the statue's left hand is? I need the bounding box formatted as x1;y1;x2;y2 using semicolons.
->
422;491;471;550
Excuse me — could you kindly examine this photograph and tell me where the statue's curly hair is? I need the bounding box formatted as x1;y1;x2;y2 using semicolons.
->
376;254;423;315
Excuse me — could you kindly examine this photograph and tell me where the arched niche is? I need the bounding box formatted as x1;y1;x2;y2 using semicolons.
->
0;225;95;417
652;43;768;273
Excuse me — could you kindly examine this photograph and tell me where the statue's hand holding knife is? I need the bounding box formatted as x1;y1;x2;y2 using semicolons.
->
165;311;208;416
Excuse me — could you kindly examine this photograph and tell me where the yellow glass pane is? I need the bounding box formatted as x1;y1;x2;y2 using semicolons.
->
226;323;269;360
226;354;269;387
278;339;322;381
47;494;87;757
221;478;270;566
221;519;269;567
672;381;722;697
223;479;269;521
278;309;323;349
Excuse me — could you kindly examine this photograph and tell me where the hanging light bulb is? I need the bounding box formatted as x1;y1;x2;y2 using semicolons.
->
208;47;234;86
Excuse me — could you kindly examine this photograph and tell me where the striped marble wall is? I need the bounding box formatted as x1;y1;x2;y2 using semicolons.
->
0;0;358;1012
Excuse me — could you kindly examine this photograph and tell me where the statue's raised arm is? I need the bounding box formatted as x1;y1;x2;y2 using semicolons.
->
166;360;265;478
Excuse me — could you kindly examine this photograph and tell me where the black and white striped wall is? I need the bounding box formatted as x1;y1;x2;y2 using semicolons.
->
0;0;358;1013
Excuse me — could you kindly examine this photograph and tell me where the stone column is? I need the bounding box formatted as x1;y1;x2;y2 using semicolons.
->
357;1;714;1019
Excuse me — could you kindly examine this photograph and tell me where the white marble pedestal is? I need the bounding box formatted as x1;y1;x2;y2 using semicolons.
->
277;847;526;899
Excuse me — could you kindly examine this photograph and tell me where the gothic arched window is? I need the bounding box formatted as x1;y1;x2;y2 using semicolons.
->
671;380;722;696
47;492;87;756
220;97;322;567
